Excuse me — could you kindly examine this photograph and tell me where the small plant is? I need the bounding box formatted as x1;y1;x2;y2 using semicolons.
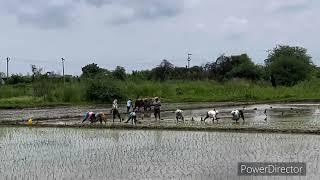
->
176;87;184;95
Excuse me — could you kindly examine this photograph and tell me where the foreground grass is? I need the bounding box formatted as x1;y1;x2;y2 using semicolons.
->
1;79;320;109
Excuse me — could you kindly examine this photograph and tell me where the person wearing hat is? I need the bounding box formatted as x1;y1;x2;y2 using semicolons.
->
153;97;161;120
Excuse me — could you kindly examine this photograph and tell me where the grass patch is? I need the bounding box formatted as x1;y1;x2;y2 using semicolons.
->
0;96;71;109
1;79;320;108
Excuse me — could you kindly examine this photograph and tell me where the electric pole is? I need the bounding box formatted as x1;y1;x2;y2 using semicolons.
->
187;53;192;68
61;57;65;83
6;57;10;78
61;58;65;76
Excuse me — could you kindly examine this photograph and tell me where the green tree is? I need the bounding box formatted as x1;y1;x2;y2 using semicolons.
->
212;55;233;81
129;70;151;81
112;66;126;80
265;45;314;86
7;74;31;84
81;63;108;78
151;59;174;81
86;79;125;102
0;72;5;78
205;54;261;81
226;54;261;80
314;67;320;79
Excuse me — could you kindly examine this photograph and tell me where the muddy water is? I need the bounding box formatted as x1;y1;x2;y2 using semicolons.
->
0;127;319;180
159;103;320;131
2;103;320;133
0;102;236;122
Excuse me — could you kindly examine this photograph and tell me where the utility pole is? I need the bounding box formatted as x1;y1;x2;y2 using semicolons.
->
6;57;10;78
187;53;192;68
61;57;65;83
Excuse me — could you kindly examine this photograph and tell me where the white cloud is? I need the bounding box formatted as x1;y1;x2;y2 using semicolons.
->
0;0;319;75
0;0;77;28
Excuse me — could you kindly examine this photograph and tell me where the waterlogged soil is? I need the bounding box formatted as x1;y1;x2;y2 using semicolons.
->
0;127;319;179
1;102;320;133
0;102;247;121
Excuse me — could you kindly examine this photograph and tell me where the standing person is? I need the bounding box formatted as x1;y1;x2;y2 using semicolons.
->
126;98;133;113
153;97;161;120
112;99;122;122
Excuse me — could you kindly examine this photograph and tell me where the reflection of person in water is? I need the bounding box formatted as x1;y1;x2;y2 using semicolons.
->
154;130;162;146
111;131;120;142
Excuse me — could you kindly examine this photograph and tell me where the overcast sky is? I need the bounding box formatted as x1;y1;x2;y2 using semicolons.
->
0;0;319;75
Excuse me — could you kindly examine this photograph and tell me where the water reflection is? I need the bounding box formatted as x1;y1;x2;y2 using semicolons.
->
0;127;320;179
154;130;162;146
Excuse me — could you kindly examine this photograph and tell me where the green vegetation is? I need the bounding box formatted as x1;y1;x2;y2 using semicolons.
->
0;44;319;109
265;45;314;86
1;79;320;109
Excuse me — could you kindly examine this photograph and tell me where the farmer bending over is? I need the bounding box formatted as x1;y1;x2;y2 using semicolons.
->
124;111;137;125
82;112;107;124
82;112;95;123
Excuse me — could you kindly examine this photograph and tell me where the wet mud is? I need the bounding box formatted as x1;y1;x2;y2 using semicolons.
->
1;102;320;134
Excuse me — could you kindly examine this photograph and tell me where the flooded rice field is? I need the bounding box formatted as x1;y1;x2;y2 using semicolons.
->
1;102;320;134
0;127;319;179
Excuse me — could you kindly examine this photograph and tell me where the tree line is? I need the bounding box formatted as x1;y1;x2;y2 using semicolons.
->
1;44;318;88
0;44;319;103
81;45;317;87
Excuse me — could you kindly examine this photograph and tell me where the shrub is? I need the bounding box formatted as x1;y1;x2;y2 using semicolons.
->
265;45;314;86
86;80;126;102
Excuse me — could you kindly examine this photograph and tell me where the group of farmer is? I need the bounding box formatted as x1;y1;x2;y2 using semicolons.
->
82;97;162;125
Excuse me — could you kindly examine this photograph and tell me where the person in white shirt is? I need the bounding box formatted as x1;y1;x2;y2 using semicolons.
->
124;111;137;125
202;109;219;123
126;99;133;113
231;110;245;122
175;109;184;122
111;99;122;122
